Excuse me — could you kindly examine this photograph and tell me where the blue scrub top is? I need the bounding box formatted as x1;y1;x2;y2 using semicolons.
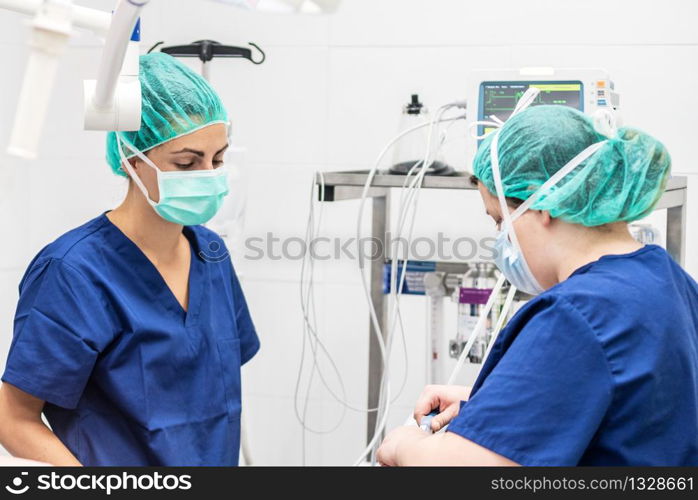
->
2;214;260;466
449;245;698;466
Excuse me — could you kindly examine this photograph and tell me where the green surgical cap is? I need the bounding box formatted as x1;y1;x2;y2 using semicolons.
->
106;52;229;177
473;105;671;227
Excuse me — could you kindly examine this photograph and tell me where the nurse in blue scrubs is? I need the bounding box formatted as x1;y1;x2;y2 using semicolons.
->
0;53;259;466
377;102;698;466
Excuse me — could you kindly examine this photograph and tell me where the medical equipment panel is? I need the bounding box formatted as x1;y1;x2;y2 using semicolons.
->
469;68;620;145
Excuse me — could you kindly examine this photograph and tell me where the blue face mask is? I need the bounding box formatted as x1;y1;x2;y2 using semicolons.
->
493;226;544;296
117;135;229;226
487;129;544;296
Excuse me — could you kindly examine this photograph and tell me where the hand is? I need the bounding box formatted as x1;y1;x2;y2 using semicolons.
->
376;426;427;466
414;385;472;432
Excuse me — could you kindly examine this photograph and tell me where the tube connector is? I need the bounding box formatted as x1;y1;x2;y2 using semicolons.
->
83;77;141;131
449;99;467;109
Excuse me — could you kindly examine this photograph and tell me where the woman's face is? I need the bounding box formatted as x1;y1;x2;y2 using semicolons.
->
129;123;229;203
477;183;558;289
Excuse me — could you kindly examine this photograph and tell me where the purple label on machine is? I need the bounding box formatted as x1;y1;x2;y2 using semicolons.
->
459;288;493;305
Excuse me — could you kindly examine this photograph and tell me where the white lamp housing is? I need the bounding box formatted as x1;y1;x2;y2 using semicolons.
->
7;0;73;159
82;78;141;131
83;33;142;131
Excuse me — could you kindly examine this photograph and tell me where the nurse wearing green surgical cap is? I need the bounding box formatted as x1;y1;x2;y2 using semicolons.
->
0;53;260;466
378;103;698;467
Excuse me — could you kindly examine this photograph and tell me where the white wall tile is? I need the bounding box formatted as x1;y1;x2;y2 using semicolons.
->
0;50;27;146
26;158;124;258
0;9;30;47
328;0;698;47
209;46;331;166
685;175;698;279
0;159;32;271
142;0;330;49
314;400;367;465
0;268;24;381
154;48;332;168
240;394;323;465
326;46;513;169
511;44;698;175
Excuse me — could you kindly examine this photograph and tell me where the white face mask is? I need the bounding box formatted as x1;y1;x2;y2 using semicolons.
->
476;88;612;295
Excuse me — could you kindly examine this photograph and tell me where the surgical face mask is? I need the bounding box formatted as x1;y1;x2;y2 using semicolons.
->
493;224;544;296
489;118;609;296
117;135;229;226
490;131;545;296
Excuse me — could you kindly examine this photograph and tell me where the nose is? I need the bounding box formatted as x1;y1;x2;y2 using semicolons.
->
201;158;217;171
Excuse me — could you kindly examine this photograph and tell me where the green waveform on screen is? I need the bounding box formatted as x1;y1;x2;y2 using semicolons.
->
482;82;582;115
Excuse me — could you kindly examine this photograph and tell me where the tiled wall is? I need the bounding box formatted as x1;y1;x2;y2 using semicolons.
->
0;0;696;464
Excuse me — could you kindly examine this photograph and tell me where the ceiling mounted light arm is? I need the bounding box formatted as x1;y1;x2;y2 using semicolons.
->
0;0;111;35
5;0;73;159
0;0;112;158
83;0;148;131
0;0;341;158
91;1;144;111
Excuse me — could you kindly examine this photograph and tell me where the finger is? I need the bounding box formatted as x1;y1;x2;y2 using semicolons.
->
431;404;459;432
376;445;391;467
413;388;439;423
431;404;459;431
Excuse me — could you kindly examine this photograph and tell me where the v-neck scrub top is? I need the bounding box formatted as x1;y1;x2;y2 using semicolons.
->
2;214;260;466
448;245;698;465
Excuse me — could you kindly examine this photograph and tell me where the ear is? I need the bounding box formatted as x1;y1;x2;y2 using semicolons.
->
129;157;141;172
120;158;140;179
539;210;554;227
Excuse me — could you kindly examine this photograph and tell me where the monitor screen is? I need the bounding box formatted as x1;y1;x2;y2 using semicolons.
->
478;81;584;137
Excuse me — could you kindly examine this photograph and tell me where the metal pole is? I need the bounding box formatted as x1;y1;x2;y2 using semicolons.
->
366;193;389;445
92;0;147;110
429;295;444;384
201;61;211;81
666;187;687;267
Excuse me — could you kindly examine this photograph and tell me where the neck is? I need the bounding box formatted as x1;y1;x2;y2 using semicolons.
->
553;222;643;283
107;182;184;257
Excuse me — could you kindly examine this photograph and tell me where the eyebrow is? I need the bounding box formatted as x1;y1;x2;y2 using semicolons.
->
170;144;229;157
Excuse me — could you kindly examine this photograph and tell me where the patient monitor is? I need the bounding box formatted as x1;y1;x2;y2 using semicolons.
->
467;67;620;143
